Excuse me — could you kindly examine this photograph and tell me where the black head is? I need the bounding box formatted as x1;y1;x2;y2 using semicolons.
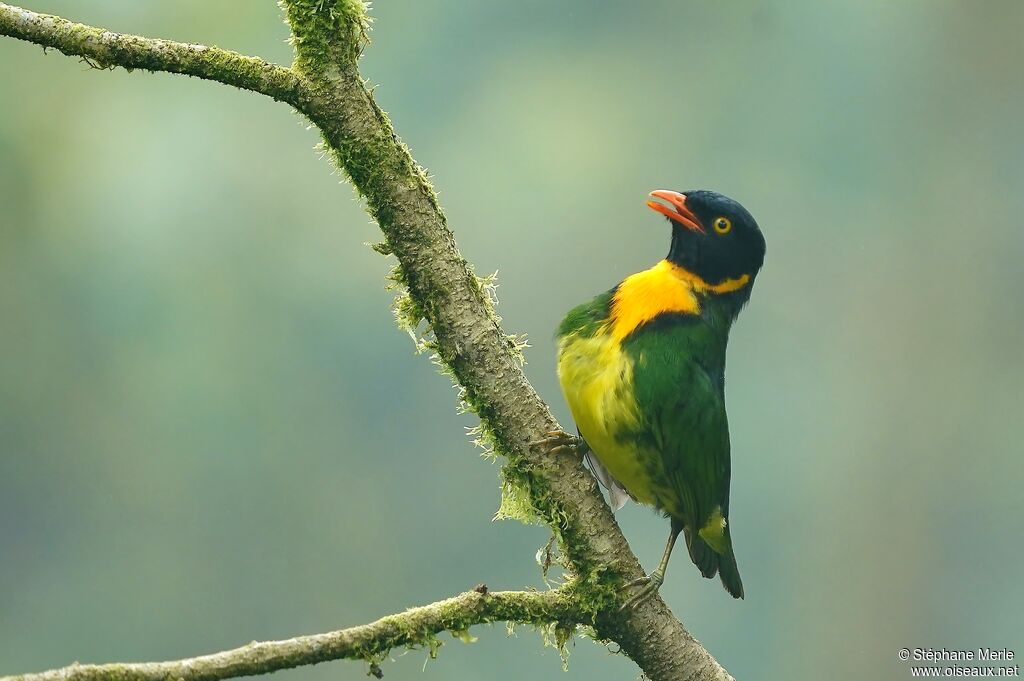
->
647;189;766;286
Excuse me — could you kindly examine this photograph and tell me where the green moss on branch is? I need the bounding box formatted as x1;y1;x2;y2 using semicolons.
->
0;590;580;681
280;0;370;71
0;2;304;103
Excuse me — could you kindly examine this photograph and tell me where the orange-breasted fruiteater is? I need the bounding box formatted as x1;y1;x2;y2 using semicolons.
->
541;189;765;608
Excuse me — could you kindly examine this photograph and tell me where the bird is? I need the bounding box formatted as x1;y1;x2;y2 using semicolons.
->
541;188;765;608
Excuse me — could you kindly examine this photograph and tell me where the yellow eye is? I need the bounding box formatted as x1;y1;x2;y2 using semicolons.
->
713;216;732;234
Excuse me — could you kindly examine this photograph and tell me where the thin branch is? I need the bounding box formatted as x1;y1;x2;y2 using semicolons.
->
0;589;579;681
0;2;305;104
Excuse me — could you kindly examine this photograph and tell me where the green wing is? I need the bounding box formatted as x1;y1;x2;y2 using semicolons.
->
624;318;729;523
556;289;613;339
623;316;744;597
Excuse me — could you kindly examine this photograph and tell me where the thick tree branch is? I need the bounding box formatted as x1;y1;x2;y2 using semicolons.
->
0;3;304;103
0;2;737;680
1;589;578;681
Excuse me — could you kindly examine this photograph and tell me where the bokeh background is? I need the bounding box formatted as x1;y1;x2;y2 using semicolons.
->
2;1;1022;679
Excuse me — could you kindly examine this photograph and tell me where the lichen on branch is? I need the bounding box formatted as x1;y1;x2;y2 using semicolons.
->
0;589;580;681
280;0;371;69
0;2;304;103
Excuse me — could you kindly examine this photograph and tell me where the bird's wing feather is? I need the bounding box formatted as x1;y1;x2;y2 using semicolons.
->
584;449;632;511
654;366;731;525
624;318;732;527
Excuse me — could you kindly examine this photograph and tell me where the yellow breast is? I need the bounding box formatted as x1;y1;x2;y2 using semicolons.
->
556;331;657;506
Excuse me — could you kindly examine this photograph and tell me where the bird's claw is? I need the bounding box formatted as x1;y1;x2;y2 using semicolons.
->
529;430;588;459
618;572;665;612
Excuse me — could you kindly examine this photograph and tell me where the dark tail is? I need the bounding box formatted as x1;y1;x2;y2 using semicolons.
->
685;526;745;599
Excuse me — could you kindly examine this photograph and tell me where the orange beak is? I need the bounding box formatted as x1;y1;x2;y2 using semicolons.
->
646;190;705;233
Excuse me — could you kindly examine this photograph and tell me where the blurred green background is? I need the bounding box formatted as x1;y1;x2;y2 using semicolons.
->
2;1;1022;679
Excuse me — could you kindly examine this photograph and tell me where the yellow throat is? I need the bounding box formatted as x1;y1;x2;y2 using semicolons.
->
607;260;749;341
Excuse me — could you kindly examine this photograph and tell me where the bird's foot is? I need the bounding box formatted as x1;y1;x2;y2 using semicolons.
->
618;570;665;611
529;430;588;459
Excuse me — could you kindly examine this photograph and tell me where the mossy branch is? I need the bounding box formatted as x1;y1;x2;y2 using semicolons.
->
0;589;579;681
0;2;737;680
0;2;304;103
